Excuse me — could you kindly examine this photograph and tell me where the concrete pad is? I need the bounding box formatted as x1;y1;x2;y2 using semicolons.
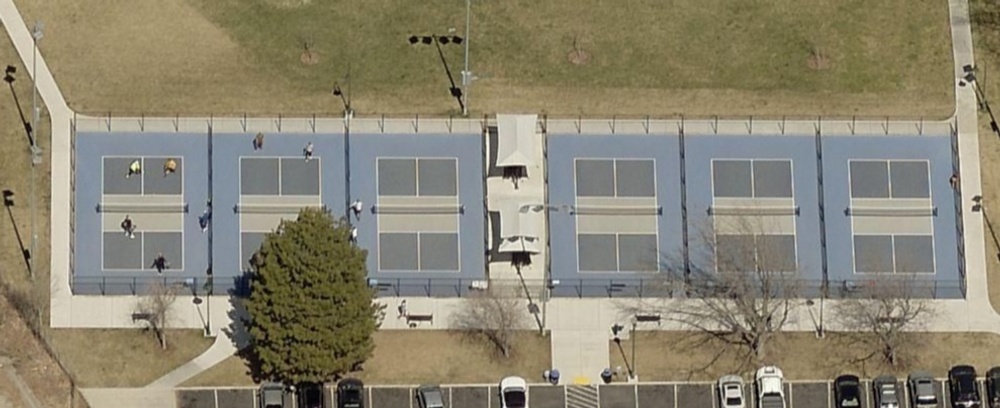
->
450;387;488;408
217;389;254;408
615;159;655;198
241;158;280;195
576;159;615;197
280;157;321;196
103;157;142;195
599;385;636;408
103;231;142;269
791;382;830;408
850;161;890;198
889;161;930;198
419;232;458;271
142;232;183;270
143;157;183;195
676;384;711;408
713;160;752;198
176;390;215;408
753;160;793;198
371;387;411;408
417;158;458;196
529;385;565;408
378;158;417;196
636;384;674;408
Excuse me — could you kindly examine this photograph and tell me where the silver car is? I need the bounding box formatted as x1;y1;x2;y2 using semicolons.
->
718;375;746;408
417;385;445;408
908;371;939;408
874;376;900;408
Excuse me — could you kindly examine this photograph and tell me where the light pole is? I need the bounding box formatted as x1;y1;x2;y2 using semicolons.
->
805;298;825;338
29;22;43;281
460;0;473;116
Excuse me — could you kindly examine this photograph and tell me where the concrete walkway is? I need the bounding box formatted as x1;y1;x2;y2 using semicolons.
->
147;334;238;388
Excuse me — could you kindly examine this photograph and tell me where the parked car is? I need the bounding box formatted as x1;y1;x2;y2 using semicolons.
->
717;375;745;408
834;375;862;408
337;378;365;408
755;366;786;408
950;365;982;408
259;382;286;408
298;383;326;408
908;371;940;408
500;376;528;408
416;385;446;408
987;367;1000;408
873;376;900;408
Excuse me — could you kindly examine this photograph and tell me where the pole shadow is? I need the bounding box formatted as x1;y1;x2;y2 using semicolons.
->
2;190;31;272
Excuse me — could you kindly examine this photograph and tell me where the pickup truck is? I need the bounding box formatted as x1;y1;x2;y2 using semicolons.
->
755;366;787;408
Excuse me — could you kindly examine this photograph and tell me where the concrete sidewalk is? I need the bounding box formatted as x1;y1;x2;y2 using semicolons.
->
147;334;239;388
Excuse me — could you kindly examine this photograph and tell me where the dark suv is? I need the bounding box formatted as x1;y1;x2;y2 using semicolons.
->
298;382;326;408
950;365;982;408
834;375;862;408
986;367;1000;408
337;378;365;408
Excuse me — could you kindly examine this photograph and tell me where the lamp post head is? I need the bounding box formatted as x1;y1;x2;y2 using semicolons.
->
32;22;43;40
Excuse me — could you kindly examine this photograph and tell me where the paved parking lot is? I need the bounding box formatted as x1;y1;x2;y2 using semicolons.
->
178;379;962;408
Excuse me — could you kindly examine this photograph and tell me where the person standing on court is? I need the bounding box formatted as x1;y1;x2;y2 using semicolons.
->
126;159;142;178
253;132;265;151
349;226;358;244
350;199;364;221
121;215;136;239
152;253;168;274
163;158;178;176
304;142;314;161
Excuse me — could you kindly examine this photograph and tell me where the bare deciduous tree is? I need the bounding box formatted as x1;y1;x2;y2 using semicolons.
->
451;288;528;358
135;281;178;350
834;277;934;367
634;215;800;366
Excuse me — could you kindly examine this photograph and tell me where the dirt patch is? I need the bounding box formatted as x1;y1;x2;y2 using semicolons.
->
184;330;551;386
568;49;591;66
806;47;830;70
300;50;319;65
264;0;311;8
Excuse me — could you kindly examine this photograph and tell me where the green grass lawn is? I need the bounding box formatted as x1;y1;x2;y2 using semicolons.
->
13;0;953;116
185;0;953;116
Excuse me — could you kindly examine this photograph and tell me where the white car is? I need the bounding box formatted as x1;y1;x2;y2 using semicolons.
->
718;375;746;408
755;366;786;408
499;376;528;408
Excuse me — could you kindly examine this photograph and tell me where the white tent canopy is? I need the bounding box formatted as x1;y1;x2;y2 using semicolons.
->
496;114;539;168
497;199;542;254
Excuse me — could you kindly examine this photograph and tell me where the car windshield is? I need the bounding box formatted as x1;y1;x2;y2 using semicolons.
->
504;391;526;408
839;383;859;399
725;396;742;406
343;389;361;404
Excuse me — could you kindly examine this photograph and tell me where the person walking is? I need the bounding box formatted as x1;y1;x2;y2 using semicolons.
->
253;132;265;151
198;207;212;232
151;253;168;274
304;142;314;161
350;199;364;221
163;158;178;176
126;159;142;178
120;215;136;239
349;226;358;243
950;173;961;190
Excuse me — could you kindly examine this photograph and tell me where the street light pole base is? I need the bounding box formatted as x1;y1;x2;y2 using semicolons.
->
31;146;42;165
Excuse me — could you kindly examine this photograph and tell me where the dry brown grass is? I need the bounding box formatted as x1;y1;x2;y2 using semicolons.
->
47;329;213;387
971;0;1000;314
10;0;953;117
184;330;551;386
610;331;1000;382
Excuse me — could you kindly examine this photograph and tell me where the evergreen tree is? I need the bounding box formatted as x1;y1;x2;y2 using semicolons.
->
243;207;381;384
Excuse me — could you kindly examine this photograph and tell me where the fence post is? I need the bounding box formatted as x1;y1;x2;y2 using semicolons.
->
883;116;889;135
577;114;582;134
379;114;385;133
277;113;282;133
644;115;650;134
919;117;924;135
851;115;856;135
448;113;453;133
748;115;753;134
780;115;786;135
713;116;718;134
310;113;316;133
140;113;144;132
414;114;419;133
610;115;616;134
106;111;111;131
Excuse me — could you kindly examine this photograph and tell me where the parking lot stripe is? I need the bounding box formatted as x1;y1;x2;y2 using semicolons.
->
673;384;678;408
214;389;219;408
788;382;794;408
632;384;639;408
